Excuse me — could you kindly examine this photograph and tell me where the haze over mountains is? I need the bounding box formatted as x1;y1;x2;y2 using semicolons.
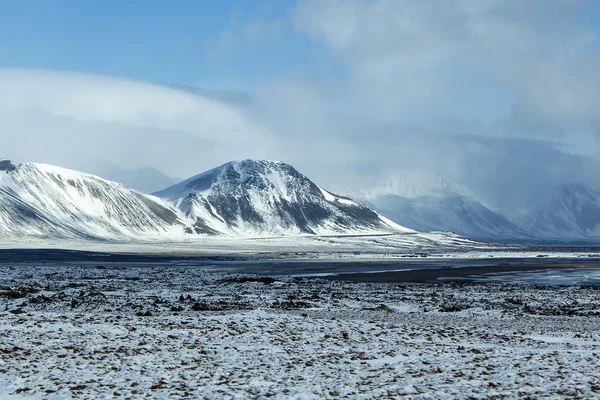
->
1;158;599;243
89;163;179;194
356;172;532;242
516;184;600;242
357;172;600;243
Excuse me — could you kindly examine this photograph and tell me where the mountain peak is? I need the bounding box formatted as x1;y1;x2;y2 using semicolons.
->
356;171;530;241
520;182;600;241
560;182;596;196
155;159;410;236
228;158;287;166
155;159;306;200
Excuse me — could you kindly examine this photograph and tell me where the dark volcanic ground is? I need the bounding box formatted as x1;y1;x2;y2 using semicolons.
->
1;264;600;398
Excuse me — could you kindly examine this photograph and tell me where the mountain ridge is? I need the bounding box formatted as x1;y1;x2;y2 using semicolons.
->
517;182;600;241
0;159;410;240
0;162;188;240
155;159;412;236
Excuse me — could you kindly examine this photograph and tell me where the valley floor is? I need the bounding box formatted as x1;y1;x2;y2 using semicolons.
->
1;265;600;399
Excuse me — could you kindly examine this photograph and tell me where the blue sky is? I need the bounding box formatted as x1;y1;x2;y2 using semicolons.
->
0;0;328;85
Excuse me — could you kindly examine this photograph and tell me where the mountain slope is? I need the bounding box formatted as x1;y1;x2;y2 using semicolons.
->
155;159;411;236
359;172;531;241
519;183;600;241
0;161;189;240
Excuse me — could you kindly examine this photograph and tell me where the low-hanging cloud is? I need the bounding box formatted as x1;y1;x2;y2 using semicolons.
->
0;69;276;177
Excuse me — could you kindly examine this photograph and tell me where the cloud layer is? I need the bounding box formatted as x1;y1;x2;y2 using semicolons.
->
0;69;276;177
294;0;599;133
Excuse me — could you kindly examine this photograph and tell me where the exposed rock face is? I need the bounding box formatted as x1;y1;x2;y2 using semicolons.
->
0;160;16;172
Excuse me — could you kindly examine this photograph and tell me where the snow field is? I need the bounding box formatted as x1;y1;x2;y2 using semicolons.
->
1;266;600;398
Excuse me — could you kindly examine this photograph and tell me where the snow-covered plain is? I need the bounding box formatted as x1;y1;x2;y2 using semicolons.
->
0;232;494;256
1;265;600;399
3;233;600;262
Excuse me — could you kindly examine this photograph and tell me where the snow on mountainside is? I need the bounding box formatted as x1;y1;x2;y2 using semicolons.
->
0;161;188;240
519;183;600;241
154;160;412;236
358;172;531;241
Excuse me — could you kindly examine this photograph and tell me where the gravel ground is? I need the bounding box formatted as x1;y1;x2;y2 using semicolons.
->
1;265;600;399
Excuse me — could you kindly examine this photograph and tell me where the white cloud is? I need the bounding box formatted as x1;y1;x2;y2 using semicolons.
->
293;0;599;131
0;69;276;177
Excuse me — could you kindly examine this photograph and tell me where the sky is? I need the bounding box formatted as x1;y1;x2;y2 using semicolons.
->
1;0;600;214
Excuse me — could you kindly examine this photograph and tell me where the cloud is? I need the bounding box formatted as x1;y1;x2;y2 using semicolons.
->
502;54;600;139
293;0;599;131
0;69;276;177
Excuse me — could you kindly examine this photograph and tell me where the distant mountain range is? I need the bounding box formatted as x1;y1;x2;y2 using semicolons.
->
1;158;599;243
357;173;532;242
357;173;600;243
516;183;600;242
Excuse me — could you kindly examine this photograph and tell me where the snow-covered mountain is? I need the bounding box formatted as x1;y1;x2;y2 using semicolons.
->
358;172;531;242
518;183;600;242
0;159;409;241
0;161;189;240
154;160;411;236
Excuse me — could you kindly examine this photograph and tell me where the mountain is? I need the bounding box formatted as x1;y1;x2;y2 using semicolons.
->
0;160;189;240
154;159;411;236
518;183;600;241
87;163;179;194
358;172;531;242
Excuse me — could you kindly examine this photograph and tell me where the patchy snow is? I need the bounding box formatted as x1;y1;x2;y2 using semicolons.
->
318;186;336;202
1;265;600;398
0;393;38;400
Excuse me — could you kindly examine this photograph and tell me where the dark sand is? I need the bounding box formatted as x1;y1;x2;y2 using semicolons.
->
326;262;600;283
3;248;600;285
